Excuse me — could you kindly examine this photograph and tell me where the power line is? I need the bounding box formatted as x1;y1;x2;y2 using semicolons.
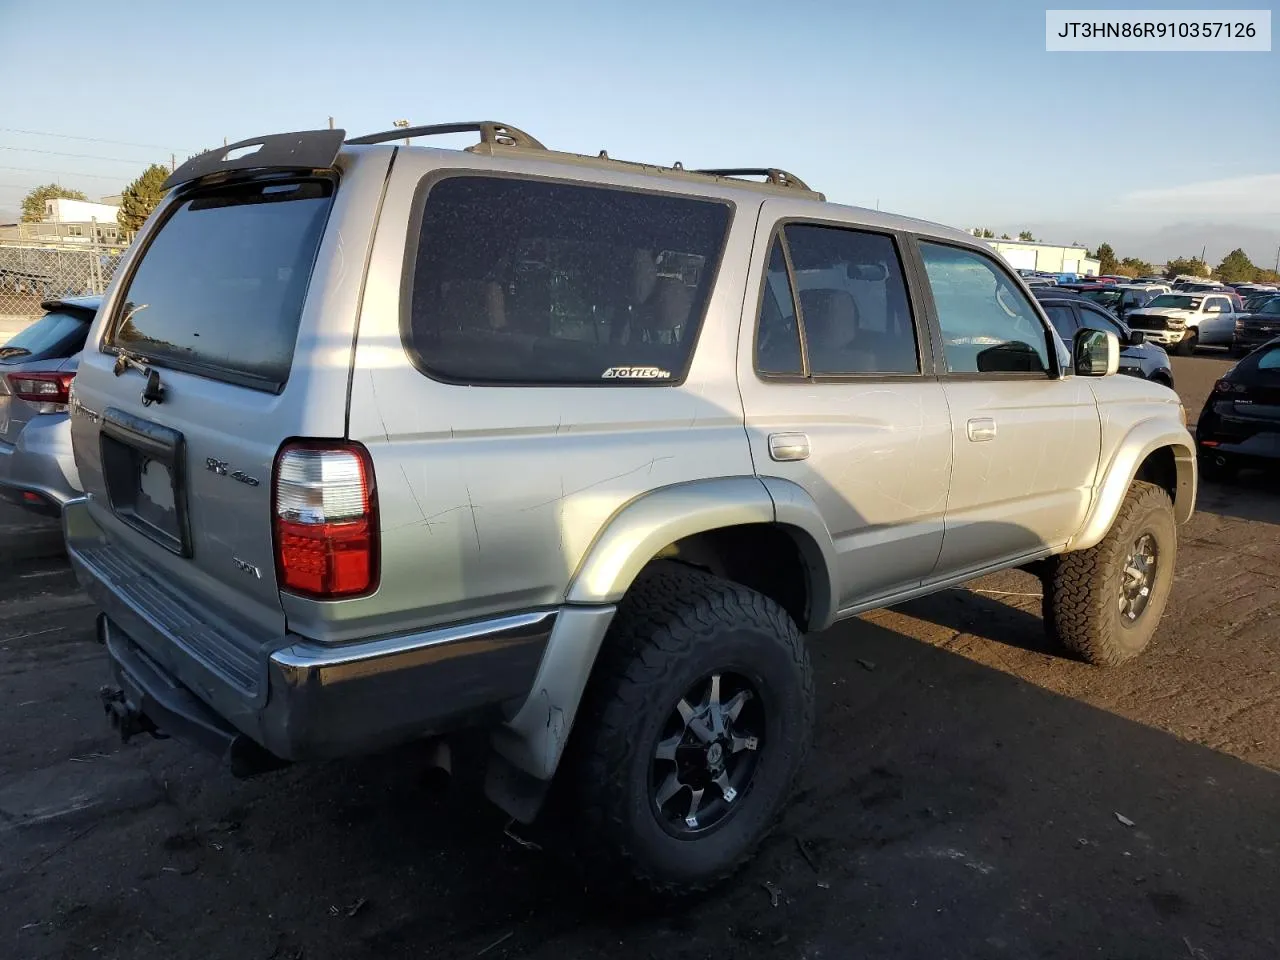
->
0;126;195;153
0;146;160;164
0;164;127;182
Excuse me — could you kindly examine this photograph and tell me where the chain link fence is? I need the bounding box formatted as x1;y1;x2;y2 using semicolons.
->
0;242;127;328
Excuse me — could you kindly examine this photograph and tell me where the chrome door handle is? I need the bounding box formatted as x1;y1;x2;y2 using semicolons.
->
967;418;997;442
768;432;810;461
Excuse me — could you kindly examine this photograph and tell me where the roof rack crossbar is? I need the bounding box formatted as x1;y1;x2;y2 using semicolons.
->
345;121;546;150
694;167;813;192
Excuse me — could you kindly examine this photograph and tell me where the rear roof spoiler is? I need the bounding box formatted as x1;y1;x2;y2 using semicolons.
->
162;129;348;191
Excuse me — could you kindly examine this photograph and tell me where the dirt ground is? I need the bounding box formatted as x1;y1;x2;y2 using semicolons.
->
2;353;1277;960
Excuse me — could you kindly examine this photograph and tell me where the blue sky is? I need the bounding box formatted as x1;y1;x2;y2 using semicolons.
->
1;0;1276;263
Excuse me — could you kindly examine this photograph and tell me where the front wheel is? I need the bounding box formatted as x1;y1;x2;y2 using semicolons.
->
1175;330;1198;356
1043;481;1177;666
570;562;814;894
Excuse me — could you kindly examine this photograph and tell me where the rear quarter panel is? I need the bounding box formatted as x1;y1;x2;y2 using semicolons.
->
313;150;760;641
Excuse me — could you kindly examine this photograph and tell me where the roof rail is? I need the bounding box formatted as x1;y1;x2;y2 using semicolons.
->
162;129;347;191
694;168;814;192
345;121;546;150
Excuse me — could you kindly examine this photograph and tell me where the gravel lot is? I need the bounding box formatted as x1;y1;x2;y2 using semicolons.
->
2;353;1277;960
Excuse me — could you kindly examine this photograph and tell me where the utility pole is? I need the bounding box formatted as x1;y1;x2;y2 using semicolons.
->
170;153;176;172
1274;243;1279;274
393;119;410;145
328;116;334;130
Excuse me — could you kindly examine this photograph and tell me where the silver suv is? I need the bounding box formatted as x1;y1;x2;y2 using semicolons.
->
65;122;1196;893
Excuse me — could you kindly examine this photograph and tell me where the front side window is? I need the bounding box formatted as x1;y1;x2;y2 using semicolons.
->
754;223;919;377
919;242;1050;374
405;176;730;385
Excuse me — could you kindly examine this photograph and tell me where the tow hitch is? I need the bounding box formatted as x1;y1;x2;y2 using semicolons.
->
99;686;168;743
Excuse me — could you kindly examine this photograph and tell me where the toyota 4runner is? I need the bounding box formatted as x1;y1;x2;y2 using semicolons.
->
65;123;1196;893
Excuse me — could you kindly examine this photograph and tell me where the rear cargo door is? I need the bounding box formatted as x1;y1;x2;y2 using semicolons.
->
70;174;357;638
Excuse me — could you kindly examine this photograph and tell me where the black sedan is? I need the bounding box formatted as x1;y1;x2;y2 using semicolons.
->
1033;289;1174;389
1196;338;1280;480
1232;298;1280;356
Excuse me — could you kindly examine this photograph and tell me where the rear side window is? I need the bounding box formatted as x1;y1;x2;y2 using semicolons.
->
1259;349;1280;371
107;179;333;390
405;175;731;385
1;309;90;359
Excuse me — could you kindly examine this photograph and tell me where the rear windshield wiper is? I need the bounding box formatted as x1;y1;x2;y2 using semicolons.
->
111;346;166;407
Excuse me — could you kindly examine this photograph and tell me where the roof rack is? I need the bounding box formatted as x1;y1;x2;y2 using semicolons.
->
162;129;347;191
694;168;814;192
345;121;546;150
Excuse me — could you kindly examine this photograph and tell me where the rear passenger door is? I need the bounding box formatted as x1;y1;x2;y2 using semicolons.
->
1199;295;1235;345
737;206;953;608
912;240;1102;576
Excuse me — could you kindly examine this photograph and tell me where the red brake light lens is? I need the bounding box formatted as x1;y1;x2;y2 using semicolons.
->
272;442;378;598
6;371;74;404
1214;379;1247;394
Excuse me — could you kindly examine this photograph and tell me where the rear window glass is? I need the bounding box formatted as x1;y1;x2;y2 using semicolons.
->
1;309;90;359
107;179;333;390
405;175;731;385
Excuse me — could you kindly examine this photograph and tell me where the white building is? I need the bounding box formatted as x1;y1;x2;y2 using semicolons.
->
43;197;121;226
981;237;1101;277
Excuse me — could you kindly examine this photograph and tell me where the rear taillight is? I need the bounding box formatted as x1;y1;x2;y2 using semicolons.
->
6;371;74;404
272;442;378;598
1215;379;1247;394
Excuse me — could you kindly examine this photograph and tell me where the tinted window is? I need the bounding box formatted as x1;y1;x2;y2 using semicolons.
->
783;224;918;375
1259;348;1280;371
756;239;802;375
0;309;90;360
1043;304;1077;340
919;242;1050;374
1259;301;1280;316
109;180;333;389
406;176;730;385
1079;305;1125;336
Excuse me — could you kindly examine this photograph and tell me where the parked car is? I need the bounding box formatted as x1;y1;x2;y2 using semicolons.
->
0;296;95;515
1034;289;1174;388
64;123;1196;894
1068;283;1164;319
1232;297;1280;355
1242;293;1280;313
1126;290;1238;354
1196;337;1280;480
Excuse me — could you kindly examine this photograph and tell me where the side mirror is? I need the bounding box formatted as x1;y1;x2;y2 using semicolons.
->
1074;328;1120;377
1128;330;1146;346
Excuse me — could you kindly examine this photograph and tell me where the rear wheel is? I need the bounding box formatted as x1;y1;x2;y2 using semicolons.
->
1175;330;1198;356
1043;481;1177;666
570;562;814;894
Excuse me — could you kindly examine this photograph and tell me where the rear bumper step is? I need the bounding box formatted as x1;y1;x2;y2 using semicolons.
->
65;498;556;763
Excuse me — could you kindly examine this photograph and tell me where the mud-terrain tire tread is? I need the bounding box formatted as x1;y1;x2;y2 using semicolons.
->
1043;480;1176;666
571;561;814;895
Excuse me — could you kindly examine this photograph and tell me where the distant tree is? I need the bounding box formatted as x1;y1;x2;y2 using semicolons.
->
1213;248;1258;283
971;227;995;238
20;183;88;223
1018;230;1036;241
999;233;1011;240
1164;256;1209;279
1118;256;1153;277
117;164;170;234
1256;268;1280;284
1095;243;1118;274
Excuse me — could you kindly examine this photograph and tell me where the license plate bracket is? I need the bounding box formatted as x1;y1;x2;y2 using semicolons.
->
100;408;191;557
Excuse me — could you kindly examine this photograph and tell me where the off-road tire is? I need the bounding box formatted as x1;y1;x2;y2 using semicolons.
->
1043;481;1177;666
1175;330;1198;356
570;561;814;894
